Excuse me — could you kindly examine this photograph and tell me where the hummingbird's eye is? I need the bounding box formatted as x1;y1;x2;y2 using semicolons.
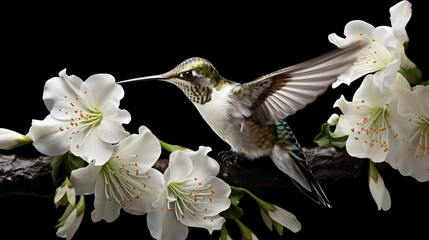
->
180;70;193;80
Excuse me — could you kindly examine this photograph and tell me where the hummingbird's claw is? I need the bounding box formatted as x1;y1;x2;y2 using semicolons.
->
217;150;246;167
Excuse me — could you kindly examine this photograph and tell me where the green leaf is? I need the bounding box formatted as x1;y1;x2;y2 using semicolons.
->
51;151;85;186
229;186;245;206
220;200;244;220
220;186;245;220
314;123;348;148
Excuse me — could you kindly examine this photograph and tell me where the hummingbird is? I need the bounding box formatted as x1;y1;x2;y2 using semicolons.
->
117;43;364;208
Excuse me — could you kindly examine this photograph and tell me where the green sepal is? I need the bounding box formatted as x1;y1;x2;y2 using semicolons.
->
75;195;85;216
159;139;187;152
12;135;33;149
399;67;423;85
234;218;255;240
51;151;86;186
368;160;379;182
219;224;231;240
260;208;273;231
272;220;284;236
314;123;348;148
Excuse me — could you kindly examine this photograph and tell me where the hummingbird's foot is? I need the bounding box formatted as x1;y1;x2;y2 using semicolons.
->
217;150;246;167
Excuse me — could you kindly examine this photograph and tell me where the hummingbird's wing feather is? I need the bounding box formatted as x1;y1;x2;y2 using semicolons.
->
232;43;363;125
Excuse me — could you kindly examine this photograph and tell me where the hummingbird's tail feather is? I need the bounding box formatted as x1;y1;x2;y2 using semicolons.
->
270;120;332;208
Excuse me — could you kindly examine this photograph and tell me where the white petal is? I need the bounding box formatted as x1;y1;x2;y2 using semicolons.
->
124;168;165;214
345;137;370;159
183;215;225;234
387;86;429;182
389;0;412;43
268;206;302;233
329;20;375;47
70;161;101;195
147;207;189;240
44;69;84;112
97;101;131;144
49;101;85;120
197;178;231;216
372;60;401;92
85;73;125;107
369;173;391;211
166;151;193;182
115;126;161;172
397;84;429;118
115;126;161;170
0;128;26;150
186;146;220;178
97;118;128;144
102;100;131;123
91;172;121;222
29;116;70;156
54;186;66;204
352;74;390;106
56;208;84;240
66;187;76;207
71;128;113;165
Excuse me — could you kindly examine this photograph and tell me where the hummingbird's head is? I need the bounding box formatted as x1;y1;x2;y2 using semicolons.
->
118;57;228;105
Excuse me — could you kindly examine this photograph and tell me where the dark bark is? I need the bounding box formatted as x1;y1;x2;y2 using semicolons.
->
0;147;380;197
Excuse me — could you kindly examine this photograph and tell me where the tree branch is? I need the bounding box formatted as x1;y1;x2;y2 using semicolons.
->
0;147;382;198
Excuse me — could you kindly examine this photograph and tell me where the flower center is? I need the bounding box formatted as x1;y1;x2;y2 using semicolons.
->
357;34;395;71
352;104;390;152
57;93;103;149
167;177;216;221
408;116;429;160
101;155;151;207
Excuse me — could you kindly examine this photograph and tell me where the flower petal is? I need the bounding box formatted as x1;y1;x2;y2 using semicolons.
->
29;116;70;156
165;151;193;182
0;128;28;150
84;73;124;107
124;168;165;214
147;207;189;240
71;127;113;165
97;101;131;144
389;0;412;43
56;208;84;240
91;172;121;222
43;69;84;112
114;126;161;172
183;214;226;234
70;161;101;195
369;173;391;211
186;146;220;178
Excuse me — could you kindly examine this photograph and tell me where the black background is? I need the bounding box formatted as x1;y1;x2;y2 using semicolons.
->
1;1;428;239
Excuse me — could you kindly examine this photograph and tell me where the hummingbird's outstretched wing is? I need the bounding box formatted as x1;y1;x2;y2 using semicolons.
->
232;42;364;125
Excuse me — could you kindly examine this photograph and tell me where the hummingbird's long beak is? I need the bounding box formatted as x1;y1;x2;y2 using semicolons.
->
117;74;168;84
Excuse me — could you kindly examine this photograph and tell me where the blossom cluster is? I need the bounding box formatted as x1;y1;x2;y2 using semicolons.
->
0;70;300;239
315;0;428;210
